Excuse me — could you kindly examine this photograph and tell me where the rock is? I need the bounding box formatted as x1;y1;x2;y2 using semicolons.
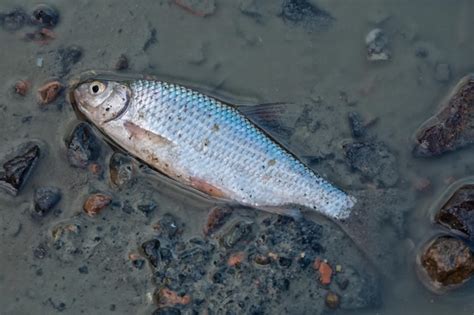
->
227;251;246;267
435;184;474;240
57;46;83;77
325;292;340;309
33;243;48;259
365;28;390;61
30;4;59;28
66;123;101;169
155;288;191;307
313;258;332;285
343;141;399;187
0;8;28;31
155;213;181;238
153;307;182;315
37;81;62;105
14;80;30;96
83;193;112;216
173;0;216;17
254;254;271;265
137;201;157;217
33;186;61;216
413;74;474;157
221;220;255;248
115;54;129;71
348;112;366;138
203;206;232;235
280;0;334;31
0;144;40;196
142;239;161;267
420;236;474;288
109;152;134;187
434;62;452;83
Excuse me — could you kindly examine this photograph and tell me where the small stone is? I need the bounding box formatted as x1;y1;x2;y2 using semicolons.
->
227;252;246;267
155;288;191;307
254;254;271;266
31;4;59;27
66;123;101;169
57;46;83;77
115;54;129;71
325;292;340;309
109;153;134;187
336;277;349;290
37;81;62;105
434;63;451;83
336;265;342;272
203;206;232;235
420;236;474;288
78;266;88;274
435;184;474;240
173;0;216;17
278;256;292;268
83;193;112;216
137;201;157;217
141;239;161;267
365;28;390;61
33;186;61;216
0;144;40;196
33;243;48;259
155;213;181;238
14;80;30;96
0;8;28;31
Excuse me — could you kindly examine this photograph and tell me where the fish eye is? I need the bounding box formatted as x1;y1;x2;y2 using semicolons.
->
89;81;106;95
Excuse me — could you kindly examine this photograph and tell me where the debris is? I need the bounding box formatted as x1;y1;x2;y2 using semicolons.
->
0;144;40;196
435;184;474;240
33;186;61;216
66;123;101;169
420;236;474;289
14;80;30;96
254;254;271;265
30;4;59;28
37;81;62;104
155;213;181;238
173;0;216;17
155;288;191;307
203;206;232;235
325;291;340;309
280;0;334;31
115;54;129;71
414;74;474;157
365;28;390;61
83;193;112;216
434;62;452;83
227;251;246;267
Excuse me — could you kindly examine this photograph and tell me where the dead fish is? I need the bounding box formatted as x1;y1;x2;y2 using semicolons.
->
70;73;356;220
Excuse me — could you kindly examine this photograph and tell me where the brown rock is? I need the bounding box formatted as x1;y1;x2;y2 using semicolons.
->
420;236;474;288
313;258;333;285
325;291;340;309
155;288;191;307
435;184;474;240
414;74;474;157
14;80;30;96
203;206;232;235
83;193;112;216
38;81;62;104
227;252;245;267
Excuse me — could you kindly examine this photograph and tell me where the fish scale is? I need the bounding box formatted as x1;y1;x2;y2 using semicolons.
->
74;77;355;219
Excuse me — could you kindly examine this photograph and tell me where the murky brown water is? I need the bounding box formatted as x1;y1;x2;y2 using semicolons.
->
1;1;474;314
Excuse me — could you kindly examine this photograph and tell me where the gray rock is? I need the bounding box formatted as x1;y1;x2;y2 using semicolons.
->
66;123;101;169
33;186;61;216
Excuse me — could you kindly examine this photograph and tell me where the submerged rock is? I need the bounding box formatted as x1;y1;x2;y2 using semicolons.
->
115;54;129;71
420;236;474;289
57;46;83;77
435;184;474;240
83;193;112;216
365;28;390;61
109;152;134;187
66;123;101;169
37;81;62;105
0;144;40;196
30;4;59;28
343;141;398;187
414;74;474;157
325;291;340;309
34;186;61;216
280;0;334;31
142;239;161;267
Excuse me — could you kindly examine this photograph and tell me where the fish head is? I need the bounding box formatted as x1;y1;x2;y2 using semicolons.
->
72;80;131;125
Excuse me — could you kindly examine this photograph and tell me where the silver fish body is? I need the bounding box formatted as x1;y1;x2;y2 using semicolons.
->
72;76;355;219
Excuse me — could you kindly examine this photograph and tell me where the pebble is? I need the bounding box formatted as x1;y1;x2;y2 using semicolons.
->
33;186;61;216
66;123;101;169
435;184;474;240
414;74;474;157
227;252;246;267
142;239;161;267
83;193;112;216
254;254;271;265
115;54;129;71
14;80;30;96
0;144;40;196
109;152;134;187
173;0;216;17
434;63;452;82
30;4;59;28
365;28;390;61
420;236;474;289
203;206;232;235
37;81;62;105
155;288;191;307
325;292;340;309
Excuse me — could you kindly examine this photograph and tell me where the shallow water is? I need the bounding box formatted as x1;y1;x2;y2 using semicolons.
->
1;0;474;314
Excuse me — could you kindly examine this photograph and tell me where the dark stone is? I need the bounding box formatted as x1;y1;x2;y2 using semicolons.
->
280;0;334;31
325;291;340;309
414;74;474;157
57;46;83;77
31;4;59;28
203;206;232;235
158;213;181;238
66;123;101;169
33;186;61;216
0;8;28;31
153;307;181;315
109;153;134;187
0;144;40;196
132;259;145;269
137;201;157;217
278;256;292;268
142;239;161;267
78;266;88;274
348;112;366;138
420;236;474;288
435;184;474;240
343;141;399;187
115;54;129;71
160;247;173;261
33;243;48;259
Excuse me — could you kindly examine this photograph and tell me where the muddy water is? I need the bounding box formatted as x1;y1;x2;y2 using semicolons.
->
1;0;474;314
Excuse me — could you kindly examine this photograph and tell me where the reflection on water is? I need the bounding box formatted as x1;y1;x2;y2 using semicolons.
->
0;0;473;314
